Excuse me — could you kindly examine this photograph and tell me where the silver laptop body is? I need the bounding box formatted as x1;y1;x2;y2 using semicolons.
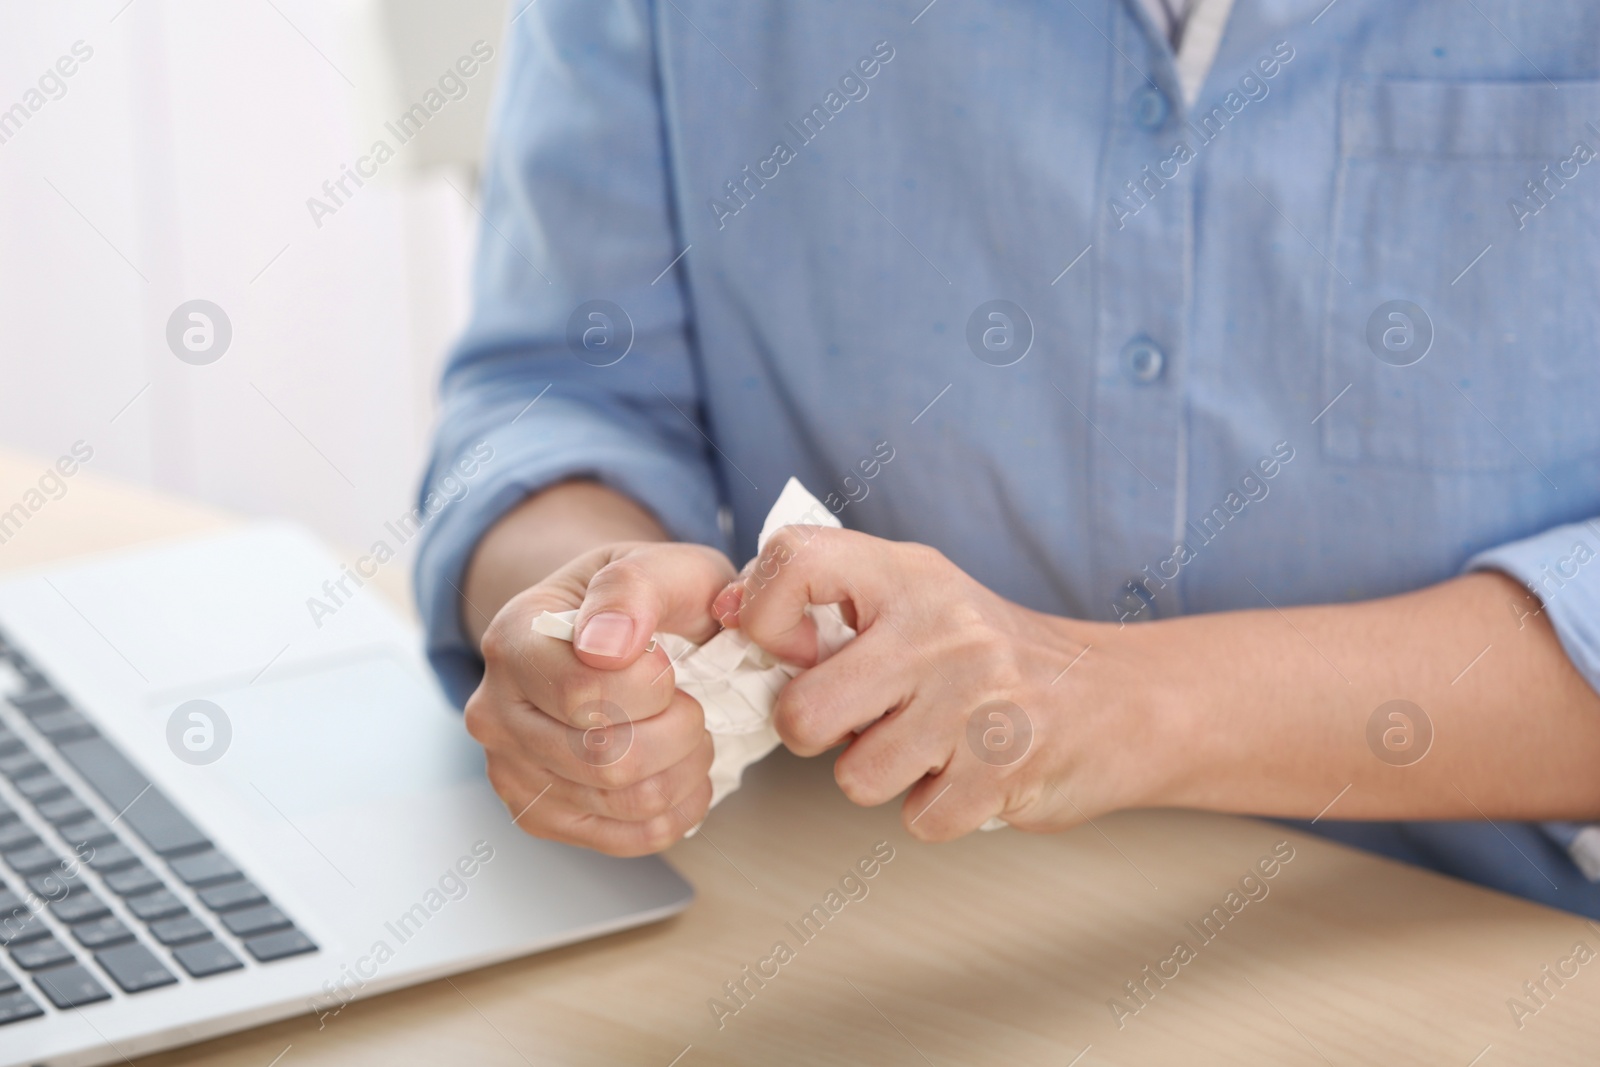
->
0;523;692;1067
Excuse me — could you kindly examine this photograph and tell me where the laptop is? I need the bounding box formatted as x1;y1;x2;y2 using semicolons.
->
0;523;694;1067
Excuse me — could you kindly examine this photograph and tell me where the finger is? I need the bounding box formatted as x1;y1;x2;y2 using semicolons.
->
566;730;714;821
717;527;894;666
565;776;715;857
898;713;1038;842
508;688;708;790
540;640;683;730
773;629;914;756
464;663;695;790
483;612;680;729
573;545;735;667
832;692;959;808
899;770;1001;843
500;763;713;858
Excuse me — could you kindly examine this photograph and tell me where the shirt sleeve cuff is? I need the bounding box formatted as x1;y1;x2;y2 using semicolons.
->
1466;517;1600;698
413;396;727;707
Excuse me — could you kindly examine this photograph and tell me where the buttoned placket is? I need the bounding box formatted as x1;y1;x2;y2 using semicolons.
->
1092;4;1191;626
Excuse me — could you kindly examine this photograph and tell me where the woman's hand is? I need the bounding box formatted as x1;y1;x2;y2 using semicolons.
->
465;541;736;856
710;526;1163;840
714;523;1600;836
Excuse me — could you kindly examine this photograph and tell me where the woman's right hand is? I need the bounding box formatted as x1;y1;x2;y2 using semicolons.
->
464;541;736;856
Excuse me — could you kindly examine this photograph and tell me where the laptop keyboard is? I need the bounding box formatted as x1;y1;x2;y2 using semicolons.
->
0;631;317;1024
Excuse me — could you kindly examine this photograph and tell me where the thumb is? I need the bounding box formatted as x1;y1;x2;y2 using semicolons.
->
572;546;732;669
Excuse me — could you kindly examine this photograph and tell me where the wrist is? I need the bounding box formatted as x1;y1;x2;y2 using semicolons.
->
1058;614;1203;813
462;481;668;644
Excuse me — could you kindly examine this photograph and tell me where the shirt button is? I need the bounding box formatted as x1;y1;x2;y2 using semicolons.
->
1132;87;1169;129
1121;338;1166;383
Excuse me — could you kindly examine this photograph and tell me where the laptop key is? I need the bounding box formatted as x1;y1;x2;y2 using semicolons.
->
55;738;210;856
15;666;48;692
126;889;187;922
104;864;163;897
15;773;69;804
3;844;63;875
36;794;92;824
11;935;74;971
149;914;211;946
0;752;43;780
27;867;80;899
30;708;96;743
0;965;15;992
243;927;317;963
94;942;177;993
49;888;110;925
0;989;44;1025
0;731;22;758
70;916;134;949
221;904;291;938
85;842;139;873
0;909;48;947
169;849;241;888
172;937;244;978
117;791;210;857
57;817;115;849
0;822;39;852
11;690;69;718
197;878;265;912
34;963;110;1008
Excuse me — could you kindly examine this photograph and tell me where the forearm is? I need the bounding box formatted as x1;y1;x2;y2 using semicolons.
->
460;480;667;645
1138;571;1600;821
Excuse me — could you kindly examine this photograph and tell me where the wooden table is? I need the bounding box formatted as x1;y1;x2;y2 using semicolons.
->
3;448;1598;1065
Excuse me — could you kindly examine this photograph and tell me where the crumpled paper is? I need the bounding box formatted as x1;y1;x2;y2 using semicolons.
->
533;478;855;811
533;477;1007;831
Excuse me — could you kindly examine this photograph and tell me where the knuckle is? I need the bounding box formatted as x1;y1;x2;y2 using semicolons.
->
903;804;941;842
479;620;516;666
774;687;829;751
903;540;948;571
588;756;635;791
1001;782;1046;829
611;780;672;821
834;764;879;807
670;689;706;735
942;598;989;635
989;660;1027;696
462;694;492;745
554;663;605;719
483;757;517;803
627;654;678;714
641;815;681;853
766;526;805;559
751;530;803;585
590;557;651;603
583;824;639;857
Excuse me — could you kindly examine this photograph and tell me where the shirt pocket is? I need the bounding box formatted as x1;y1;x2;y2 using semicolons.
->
1321;79;1600;472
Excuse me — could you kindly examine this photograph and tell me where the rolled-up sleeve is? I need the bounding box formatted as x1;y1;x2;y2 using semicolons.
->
1467;518;1600;697
414;0;724;706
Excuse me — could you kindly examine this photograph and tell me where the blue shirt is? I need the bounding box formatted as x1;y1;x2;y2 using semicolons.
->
416;0;1600;912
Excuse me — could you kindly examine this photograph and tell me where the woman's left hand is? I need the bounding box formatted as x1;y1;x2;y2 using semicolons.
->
710;526;1165;840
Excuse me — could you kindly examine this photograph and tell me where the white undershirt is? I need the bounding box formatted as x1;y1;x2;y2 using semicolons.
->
1135;0;1237;107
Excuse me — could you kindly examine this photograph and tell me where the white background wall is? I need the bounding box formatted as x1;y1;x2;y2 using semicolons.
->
0;0;504;594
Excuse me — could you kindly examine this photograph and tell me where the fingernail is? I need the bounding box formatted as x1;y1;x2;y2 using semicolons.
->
712;583;743;624
577;612;634;657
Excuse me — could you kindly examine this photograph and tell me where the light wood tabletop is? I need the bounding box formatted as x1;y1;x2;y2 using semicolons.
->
3;447;1599;1065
